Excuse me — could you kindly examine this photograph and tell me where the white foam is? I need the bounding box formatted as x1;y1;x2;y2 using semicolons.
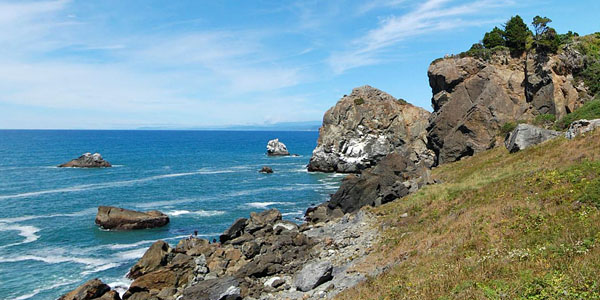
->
282;210;303;216
166;209;225;217
117;247;148;261
247;201;292;209
0;223;40;249
0;254;107;266
0;207;96;223
0;168;237;200
12;279;79;300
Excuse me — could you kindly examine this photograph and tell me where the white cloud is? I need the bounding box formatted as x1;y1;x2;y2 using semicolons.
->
329;0;515;73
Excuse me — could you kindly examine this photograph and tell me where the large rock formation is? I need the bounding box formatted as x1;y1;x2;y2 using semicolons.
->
266;139;290;156
307;85;434;173
59;278;120;300
427;47;591;164
95;206;169;230
306;152;431;223
59;153;112;168
504;124;562;153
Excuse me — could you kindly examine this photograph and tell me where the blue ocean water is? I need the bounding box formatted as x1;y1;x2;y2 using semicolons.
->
0;130;341;300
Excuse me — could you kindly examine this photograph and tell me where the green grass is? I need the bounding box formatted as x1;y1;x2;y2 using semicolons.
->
555;97;600;129
354;98;365;105
336;129;600;300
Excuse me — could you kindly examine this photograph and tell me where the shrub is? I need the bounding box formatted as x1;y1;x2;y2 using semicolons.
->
500;122;517;136
555;98;600;129
397;98;407;104
533;114;556;127
483;27;506;49
354;98;365;105
503;15;532;54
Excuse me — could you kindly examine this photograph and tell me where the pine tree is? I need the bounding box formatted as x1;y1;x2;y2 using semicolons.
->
503;15;531;54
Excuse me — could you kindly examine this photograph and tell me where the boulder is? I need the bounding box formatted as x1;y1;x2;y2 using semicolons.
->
259;166;273;173
565;119;600;139
307;85;434;173
59;278;118;300
294;261;333;292
245;209;281;233
59;153;112;168
95;206;169;230
427;49;590;164
181;277;241;300
128;240;172;279
266;139;290;156
219;218;248;244
504;124;561;153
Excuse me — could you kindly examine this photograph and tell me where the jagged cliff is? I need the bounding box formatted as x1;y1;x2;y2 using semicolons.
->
307;85;434;173
427;47;591;164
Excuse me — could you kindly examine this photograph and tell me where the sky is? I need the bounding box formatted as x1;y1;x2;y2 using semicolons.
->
0;0;598;129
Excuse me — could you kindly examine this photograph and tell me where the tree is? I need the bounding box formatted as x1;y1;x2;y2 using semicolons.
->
532;16;552;38
503;15;531;54
531;16;560;53
483;27;505;49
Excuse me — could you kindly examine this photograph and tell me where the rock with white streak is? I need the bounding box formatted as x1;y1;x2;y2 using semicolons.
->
266;139;290;156
565;119;600;139
59;152;112;168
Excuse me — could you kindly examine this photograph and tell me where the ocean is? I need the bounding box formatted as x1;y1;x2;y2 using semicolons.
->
0;130;342;300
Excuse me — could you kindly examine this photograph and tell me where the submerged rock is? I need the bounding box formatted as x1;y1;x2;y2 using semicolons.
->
565;119;600;139
58;152;112;168
266;139;290;156
95;206;169;230
259;166;274;173
307;85;434;173
504;124;561;153
59;278;120;300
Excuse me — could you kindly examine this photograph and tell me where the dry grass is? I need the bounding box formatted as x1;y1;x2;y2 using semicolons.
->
337;131;600;300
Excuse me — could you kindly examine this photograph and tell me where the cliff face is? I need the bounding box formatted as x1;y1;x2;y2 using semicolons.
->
307;85;434;173
427;48;590;164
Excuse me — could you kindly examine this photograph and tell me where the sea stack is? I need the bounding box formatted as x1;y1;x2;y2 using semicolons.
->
266;139;290;156
307;85;434;173
58;152;112;168
95;206;169;230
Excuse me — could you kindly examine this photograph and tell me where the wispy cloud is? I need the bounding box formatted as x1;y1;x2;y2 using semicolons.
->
329;0;515;73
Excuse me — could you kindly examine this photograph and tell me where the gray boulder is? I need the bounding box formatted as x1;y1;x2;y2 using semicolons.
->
565;119;600;139
266;139;290;156
59;152;111;168
95;206;169;230
294;260;333;292
181;277;241;300
504;124;561;153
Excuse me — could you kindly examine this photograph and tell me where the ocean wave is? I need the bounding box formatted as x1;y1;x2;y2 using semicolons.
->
0;169;225;200
0;223;40;249
0;207;96;223
12;279;79;300
166;209;225;217
282;210;304;216
246;201;293;209
0;254;108;266
117;247;148;261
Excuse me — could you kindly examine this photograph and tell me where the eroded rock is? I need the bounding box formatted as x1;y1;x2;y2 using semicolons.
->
95;206;169;230
504;124;561;153
59;153;111;168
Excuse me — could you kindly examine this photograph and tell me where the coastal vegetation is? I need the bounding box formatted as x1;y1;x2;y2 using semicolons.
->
338;128;600;300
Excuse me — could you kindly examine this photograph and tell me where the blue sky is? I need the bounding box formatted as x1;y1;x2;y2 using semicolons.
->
0;0;598;129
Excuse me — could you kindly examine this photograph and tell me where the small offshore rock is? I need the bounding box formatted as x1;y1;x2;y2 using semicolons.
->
58;152;112;168
95;206;169;230
294;260;333;292
266;139;290;156
565;119;600;139
504;124;561;153
259;166;274;173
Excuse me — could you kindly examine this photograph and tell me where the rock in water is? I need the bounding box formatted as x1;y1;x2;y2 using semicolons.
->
95;206;169;230
565;119;600;139
58;152;112;168
266;139;290;156
504;124;561;153
59;278;120;300
259;166;274;173
427;48;591;164
307;85;434;173
294;260;333;292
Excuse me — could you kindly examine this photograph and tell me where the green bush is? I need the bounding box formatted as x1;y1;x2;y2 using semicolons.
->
504;15;532;54
354;98;365;105
533;114;556;127
483;27;506;49
555;98;600;129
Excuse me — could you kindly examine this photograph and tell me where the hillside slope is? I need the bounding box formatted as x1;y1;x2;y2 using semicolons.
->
337;129;600;299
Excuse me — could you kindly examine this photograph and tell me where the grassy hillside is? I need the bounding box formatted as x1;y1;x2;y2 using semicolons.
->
337;129;600;299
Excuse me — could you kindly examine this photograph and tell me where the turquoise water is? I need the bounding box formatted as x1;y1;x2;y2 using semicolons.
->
0;130;341;300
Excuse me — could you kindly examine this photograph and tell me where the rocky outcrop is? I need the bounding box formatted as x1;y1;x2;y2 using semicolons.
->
259;166;273;173
504;124;562;153
59;278;120;300
128;240;173;279
95;206;169;230
266;139;289;156
59;153;112;168
294;260;333;292
565;119;600;139
307;85;434;173
427;48;591;164
306;152;431;222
